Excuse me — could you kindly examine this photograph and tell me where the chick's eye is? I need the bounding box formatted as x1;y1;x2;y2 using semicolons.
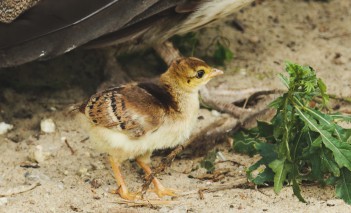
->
196;70;205;79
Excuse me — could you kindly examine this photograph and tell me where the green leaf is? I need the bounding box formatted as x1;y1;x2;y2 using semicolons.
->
171;32;198;55
311;136;322;147
321;132;351;171
305;107;333;125
272;112;285;141
233;131;260;156
342;129;351;144
317;78;329;105
249;167;275;185
292;177;306;203
247;143;277;184
296;108;351;171
213;42;234;66
307;151;324;183
330;113;351;123
278;74;289;89
269;96;284;108
200;150;217;173
321;148;340;177
325;176;337;186
336;168;351;204
257;121;275;140
269;159;290;193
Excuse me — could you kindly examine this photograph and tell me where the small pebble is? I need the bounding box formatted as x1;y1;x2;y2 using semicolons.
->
239;68;247;76
49;107;57;111
216;151;226;161
211;110;221;117
226;137;234;147
213;193;223;197
249;35;260;43
0;197;8;206
34;145;45;163
57;182;64;190
91;162;105;170
25;170;51;183
0;122;13;135
40;119;56;133
78;168;88;176
238;166;245;173
159;207;171;213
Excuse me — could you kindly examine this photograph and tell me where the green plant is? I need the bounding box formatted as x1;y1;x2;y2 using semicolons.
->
233;62;351;204
212;41;234;66
171;33;234;66
171;32;199;56
200;149;218;173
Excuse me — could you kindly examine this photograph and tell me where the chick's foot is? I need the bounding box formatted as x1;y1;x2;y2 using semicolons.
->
136;158;177;198
109;156;140;200
151;178;178;198
111;187;140;200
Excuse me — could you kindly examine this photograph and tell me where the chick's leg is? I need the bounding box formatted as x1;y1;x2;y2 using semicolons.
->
136;158;177;197
109;156;137;200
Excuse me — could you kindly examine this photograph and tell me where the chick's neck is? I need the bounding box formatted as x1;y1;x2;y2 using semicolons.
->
160;71;200;112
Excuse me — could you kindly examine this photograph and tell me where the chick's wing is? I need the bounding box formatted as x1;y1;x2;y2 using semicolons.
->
80;83;168;138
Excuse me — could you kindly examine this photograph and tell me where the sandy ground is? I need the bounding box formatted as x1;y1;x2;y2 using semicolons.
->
1;0;351;212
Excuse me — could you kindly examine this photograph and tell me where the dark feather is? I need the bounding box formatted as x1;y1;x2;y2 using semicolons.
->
0;0;251;68
0;0;181;67
137;82;179;112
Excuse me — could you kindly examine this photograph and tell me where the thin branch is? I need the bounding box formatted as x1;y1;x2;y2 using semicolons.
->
0;182;40;197
178;178;248;198
64;138;75;155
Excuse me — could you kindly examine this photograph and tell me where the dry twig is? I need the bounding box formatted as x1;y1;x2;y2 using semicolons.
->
64;138;75;155
178;177;248;198
20;161;40;168
0;182;40;197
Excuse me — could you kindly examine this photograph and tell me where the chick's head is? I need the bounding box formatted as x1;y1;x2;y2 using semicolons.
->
164;57;223;92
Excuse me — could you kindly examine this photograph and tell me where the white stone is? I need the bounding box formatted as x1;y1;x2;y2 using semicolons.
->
0;122;13;135
40;119;56;133
78;168;88;176
34;145;46;163
211;110;221;117
216;151;226;161
0;197;8;206
49;107;57;111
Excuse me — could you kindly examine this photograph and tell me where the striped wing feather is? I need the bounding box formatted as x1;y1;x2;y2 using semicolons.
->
81;85;166;138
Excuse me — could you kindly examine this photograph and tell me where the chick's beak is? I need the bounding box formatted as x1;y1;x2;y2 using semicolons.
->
208;68;224;78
